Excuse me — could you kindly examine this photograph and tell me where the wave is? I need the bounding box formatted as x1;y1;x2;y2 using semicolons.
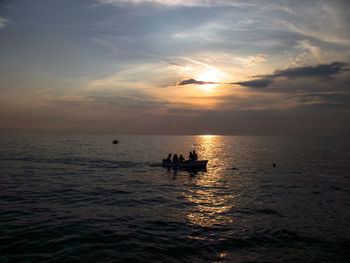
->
1;156;146;169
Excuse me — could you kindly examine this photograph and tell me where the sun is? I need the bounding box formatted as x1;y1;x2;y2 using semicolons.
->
197;72;218;91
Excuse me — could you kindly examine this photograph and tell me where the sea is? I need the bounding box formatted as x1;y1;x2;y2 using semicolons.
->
1;135;350;262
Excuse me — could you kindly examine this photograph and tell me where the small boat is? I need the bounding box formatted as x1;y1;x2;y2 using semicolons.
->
113;139;119;144
162;160;208;168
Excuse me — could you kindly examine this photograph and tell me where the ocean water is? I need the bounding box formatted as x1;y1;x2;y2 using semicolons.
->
1;135;350;262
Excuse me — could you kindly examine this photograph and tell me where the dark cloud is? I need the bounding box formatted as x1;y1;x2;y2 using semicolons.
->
235;62;348;88
262;62;347;80
177;78;216;86
232;79;272;88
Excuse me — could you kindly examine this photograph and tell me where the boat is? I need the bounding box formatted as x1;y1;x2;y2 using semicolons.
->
162;160;208;168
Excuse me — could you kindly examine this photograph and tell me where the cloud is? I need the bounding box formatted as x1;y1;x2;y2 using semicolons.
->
180;57;227;77
97;0;253;7
177;78;216;86
235;61;348;88
235;54;267;68
0;17;9;29
265;61;348;80
294;40;322;65
232;79;272;88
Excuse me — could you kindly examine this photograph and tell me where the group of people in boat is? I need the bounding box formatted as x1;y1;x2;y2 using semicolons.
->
163;150;198;164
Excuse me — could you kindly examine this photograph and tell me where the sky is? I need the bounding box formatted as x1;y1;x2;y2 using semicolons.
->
0;0;350;135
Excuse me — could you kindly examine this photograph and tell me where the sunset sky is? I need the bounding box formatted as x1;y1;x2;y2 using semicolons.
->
1;0;349;135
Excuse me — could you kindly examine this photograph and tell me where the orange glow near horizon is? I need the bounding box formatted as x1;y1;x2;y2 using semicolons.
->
149;83;226;110
200;83;216;91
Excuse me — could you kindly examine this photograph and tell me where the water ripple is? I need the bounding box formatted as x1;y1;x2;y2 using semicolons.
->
1;135;350;262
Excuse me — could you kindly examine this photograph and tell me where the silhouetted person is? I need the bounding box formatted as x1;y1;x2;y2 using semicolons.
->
273;162;276;168
179;154;185;162
189;151;194;161
193;150;198;161
173;154;179;163
163;154;172;163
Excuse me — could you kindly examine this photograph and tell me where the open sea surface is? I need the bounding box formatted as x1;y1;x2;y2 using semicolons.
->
1;135;350;262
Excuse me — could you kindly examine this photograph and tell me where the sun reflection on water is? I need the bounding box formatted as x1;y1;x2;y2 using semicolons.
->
199;135;217;138
185;135;238;228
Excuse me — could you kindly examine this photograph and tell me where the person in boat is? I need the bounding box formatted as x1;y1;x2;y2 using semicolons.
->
179;154;185;162
173;154;179;163
163;154;172;163
189;151;194;161
193;150;198;161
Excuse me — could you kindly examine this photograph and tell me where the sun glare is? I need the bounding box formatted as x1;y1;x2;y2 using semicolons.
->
197;72;218;91
200;135;217;138
200;84;216;91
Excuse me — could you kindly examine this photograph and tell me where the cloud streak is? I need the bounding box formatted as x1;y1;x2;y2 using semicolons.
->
177;78;216;86
233;79;272;88
98;0;253;7
258;62;347;80
234;61;348;88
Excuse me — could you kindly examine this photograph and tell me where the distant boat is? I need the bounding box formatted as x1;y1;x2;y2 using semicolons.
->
162;160;208;168
113;139;119;144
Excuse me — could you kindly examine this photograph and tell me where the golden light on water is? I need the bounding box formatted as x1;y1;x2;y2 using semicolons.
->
200;135;217;138
184;135;237;228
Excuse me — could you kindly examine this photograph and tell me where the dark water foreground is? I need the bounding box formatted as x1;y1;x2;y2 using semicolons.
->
1;135;350;262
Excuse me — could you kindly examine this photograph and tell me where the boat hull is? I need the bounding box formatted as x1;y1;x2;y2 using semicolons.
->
162;160;208;168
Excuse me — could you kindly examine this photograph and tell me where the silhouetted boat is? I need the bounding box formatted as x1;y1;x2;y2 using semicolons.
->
162;160;208;168
113;139;119;144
